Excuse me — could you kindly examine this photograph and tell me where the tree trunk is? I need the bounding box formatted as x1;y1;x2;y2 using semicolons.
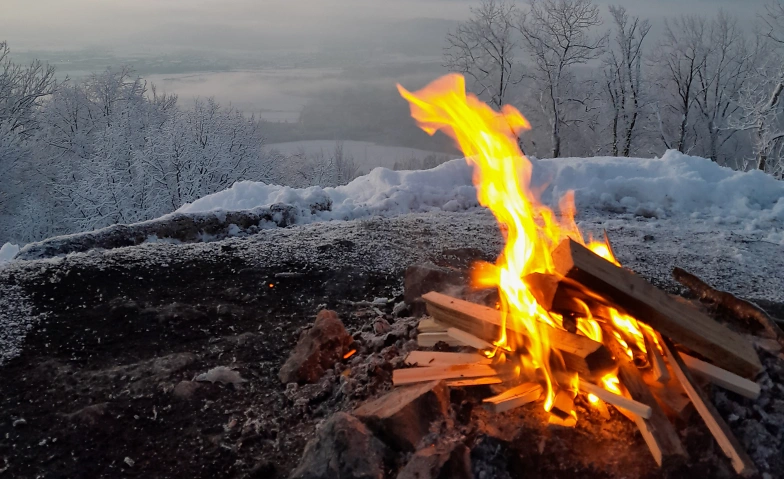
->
757;153;767;172
622;109;637;157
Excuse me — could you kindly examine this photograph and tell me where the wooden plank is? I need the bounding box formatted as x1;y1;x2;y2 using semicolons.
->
603;327;688;467
643;329;671;384
681;354;761;400
446;377;502;387
416;332;466;348
393;364;498;386
405;351;491;367
483;383;542;413
549;239;762;378
422;292;616;380
446;327;494;350
578;379;652;419
660;336;757;477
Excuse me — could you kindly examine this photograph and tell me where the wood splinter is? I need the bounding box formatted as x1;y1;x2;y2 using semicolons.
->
483;382;543;413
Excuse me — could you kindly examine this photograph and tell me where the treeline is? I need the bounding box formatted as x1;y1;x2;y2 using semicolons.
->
445;0;784;177
0;43;359;244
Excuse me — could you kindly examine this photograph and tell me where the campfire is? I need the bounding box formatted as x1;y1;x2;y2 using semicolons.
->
387;74;767;475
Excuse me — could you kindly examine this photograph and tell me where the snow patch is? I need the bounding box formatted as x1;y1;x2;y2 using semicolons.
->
0;243;20;265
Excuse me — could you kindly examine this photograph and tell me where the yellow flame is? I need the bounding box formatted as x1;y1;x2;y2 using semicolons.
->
397;74;615;411
398;73;655;410
587;393;600;404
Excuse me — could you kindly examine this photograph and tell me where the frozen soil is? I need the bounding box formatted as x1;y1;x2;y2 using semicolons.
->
1;209;783;478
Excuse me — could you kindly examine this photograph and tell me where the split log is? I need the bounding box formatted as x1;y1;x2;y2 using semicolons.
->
548;239;762;378
393;364;498;386
680;353;761;400
483;383;542;413
673;266;784;347
660;336;757;477
422;292;616;380
642;329;670;384
603;327;687;468
405;351;491;367
355;380;449;452
644;373;693;422
416;332;466;348
446;377;502;387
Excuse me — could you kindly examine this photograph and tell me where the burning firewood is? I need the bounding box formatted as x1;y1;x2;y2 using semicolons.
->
673;266;784;348
422;292;616;380
543;238;762;378
660;336;758;477
602;327;688;467
642;328;670;384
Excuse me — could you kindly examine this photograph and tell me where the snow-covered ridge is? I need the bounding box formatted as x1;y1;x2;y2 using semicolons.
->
5;150;784;263
180;150;784;235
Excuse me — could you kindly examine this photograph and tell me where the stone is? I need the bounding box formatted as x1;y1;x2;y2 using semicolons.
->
289;412;388;479
397;441;473;479
279;310;353;384
404;264;465;316
172;380;202;399
66;403;109;427
354;380;449;451
194;366;248;385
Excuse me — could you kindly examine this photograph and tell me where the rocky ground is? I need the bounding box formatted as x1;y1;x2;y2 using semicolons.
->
1;210;783;478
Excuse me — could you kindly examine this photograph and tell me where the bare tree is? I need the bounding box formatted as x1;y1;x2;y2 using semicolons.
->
693;13;755;163
730;61;784;176
518;0;607;158
651;16;710;154
603;6;650;157
444;0;529;152
0;41;57;136
445;0;523;110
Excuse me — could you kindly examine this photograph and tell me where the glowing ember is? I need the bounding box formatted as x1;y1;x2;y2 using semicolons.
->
397;73;650;412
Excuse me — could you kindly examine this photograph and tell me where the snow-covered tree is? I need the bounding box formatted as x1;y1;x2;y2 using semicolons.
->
518;0;607;158
603;6;651;157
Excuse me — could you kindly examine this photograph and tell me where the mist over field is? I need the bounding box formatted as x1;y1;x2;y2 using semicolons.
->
1;0;769;152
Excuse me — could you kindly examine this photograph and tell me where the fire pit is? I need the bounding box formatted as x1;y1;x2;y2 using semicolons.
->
286;74;781;478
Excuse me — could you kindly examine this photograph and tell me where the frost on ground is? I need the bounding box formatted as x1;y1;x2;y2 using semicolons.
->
0;283;46;364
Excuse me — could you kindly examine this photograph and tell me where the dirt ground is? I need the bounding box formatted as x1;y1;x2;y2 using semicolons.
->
1;213;783;478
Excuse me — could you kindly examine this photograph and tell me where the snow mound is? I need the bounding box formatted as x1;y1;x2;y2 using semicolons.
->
178;150;784;241
178;159;479;220
535;151;784;226
0;243;20;265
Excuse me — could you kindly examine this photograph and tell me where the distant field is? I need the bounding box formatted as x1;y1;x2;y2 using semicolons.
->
265;140;459;173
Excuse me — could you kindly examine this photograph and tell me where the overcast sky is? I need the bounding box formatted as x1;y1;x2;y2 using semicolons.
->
0;0;770;53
